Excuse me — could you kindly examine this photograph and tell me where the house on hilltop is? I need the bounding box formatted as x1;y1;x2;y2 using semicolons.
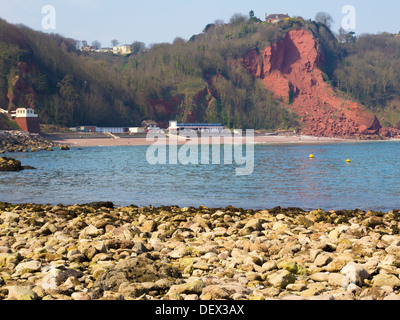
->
113;45;132;55
265;13;290;23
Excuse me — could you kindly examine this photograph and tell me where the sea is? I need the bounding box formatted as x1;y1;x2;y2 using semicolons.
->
1;140;400;212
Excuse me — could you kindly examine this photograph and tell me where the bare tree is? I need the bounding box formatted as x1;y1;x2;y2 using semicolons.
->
229;13;248;26
315;12;334;29
91;40;101;50
111;39;119;47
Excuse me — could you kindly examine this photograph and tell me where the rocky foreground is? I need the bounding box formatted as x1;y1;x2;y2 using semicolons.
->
1;203;400;300
0;131;67;153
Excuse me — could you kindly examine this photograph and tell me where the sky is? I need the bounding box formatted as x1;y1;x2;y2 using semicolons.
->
0;0;399;47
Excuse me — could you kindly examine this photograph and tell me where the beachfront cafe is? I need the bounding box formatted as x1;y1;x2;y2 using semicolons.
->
168;121;225;133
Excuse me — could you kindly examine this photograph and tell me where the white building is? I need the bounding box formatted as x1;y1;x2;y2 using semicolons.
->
129;127;145;133
15;108;38;118
168;121;225;133
113;45;132;55
96;127;126;133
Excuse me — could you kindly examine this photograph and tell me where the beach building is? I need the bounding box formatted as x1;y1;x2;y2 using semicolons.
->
168;121;225;133
96;127;129;133
73;126;97;133
14;107;41;134
142;120;161;132
129;127;146;133
71;126;131;133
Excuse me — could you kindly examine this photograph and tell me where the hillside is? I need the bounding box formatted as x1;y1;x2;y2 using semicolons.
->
0;18;141;128
1;14;400;137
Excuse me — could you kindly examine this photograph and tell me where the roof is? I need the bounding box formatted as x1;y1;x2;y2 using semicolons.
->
265;13;290;21
142;120;158;126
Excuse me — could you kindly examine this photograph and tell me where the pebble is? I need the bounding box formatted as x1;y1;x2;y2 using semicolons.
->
0;203;400;300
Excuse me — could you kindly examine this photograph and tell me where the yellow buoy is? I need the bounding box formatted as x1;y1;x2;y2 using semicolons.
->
346;159;351;163
309;154;314;159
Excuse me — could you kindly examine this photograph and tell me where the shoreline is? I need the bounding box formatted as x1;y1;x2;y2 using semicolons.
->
46;134;395;148
1;202;400;301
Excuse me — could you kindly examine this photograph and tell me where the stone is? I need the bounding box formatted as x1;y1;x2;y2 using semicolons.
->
268;270;296;289
262;260;278;272
385;241;400;256
15;260;42;275
372;274;400;289
328;273;347;288
200;285;230;300
60;145;70;151
310;272;329;282
167;279;204;296
6;286;39;300
314;253;332;267
300;283;329;298
80;225;103;238
244;219;263;231
0;253;21;268
383;293;400;300
341;262;370;286
286;283;307;291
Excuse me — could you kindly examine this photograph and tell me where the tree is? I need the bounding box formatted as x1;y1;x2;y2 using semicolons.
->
111;39;119;47
315;12;334;29
91;40;101;50
57;74;80;125
131;41;146;55
249;10;255;20
229;13;248;26
249;10;261;23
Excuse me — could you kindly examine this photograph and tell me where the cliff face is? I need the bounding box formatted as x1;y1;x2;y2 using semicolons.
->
242;29;395;137
7;62;38;112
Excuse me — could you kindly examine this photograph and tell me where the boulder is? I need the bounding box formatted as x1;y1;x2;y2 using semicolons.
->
0;157;36;171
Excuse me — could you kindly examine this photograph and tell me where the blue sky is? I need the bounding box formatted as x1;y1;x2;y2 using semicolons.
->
0;0;399;47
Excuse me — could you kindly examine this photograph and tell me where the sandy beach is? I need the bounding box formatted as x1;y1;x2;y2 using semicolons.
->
49;134;351;148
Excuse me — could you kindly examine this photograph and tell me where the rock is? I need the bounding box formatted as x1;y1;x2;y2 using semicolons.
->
6;286;39;300
310;272;329;282
262;260;278;272
241;29;383;137
15;260;42;275
0;157;36;171
385;241;400;256
268;270;296;289
0;252;21;268
341;262;370;286
80;225;103;238
300;283;329;298
167;279;204;296
244;219;264;231
314;253;332;267
372;274;400;289
2;203;400;301
67;249;86;262
383;293;400;300
201;285;230;300
60;145;70;151
328;273;347;288
0;157;23;171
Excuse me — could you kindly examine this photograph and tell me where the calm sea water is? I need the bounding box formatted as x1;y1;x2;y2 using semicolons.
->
1;141;400;211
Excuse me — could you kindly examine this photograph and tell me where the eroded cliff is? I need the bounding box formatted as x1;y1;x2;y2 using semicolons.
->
242;29;397;137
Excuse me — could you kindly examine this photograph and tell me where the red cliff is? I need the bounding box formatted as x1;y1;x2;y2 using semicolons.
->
241;29;391;137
